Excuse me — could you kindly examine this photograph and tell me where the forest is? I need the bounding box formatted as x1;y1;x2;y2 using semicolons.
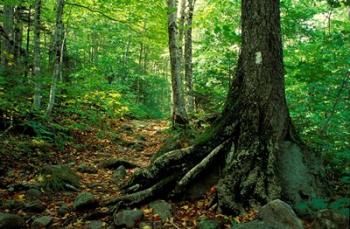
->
0;0;349;228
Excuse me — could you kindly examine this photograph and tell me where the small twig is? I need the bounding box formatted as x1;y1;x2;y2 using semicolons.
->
0;125;13;138
169;219;181;229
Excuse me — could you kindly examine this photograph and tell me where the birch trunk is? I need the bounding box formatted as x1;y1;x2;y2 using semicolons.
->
167;0;188;126
184;0;195;113
46;0;65;115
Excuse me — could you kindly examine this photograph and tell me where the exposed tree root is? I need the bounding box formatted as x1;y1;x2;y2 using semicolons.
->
106;107;325;215
170;140;229;196
105;175;177;209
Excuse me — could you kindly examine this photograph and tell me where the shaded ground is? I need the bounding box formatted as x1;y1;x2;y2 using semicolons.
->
0;119;239;228
0;119;348;228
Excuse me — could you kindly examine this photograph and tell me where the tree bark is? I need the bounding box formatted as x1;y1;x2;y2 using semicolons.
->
184;0;195;113
47;0;65;115
109;0;326;215
1;5;15;72
167;0;189;126
33;0;42;110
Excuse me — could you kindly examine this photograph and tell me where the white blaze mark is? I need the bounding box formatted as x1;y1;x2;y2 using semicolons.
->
255;51;262;64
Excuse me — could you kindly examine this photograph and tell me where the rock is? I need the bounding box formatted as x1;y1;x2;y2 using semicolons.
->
114;209;143;228
278;141;316;204
39;165;80;191
86;220;104;229
259;199;303;229
77;164;98;174
149;200;172;221
24;201;46;213
234;220;274;229
100;159;138;169
139;222;153;229
31;216;53;229
197;219;222;229
73;192;98;211
26;189;42;200
58;203;70;216
312;209;349;229
0;213;25;229
113;166;127;181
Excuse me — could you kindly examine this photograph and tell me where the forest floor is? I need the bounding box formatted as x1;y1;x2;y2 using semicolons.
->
0;119;248;228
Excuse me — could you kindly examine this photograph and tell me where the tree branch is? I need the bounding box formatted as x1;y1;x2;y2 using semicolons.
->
65;2;128;24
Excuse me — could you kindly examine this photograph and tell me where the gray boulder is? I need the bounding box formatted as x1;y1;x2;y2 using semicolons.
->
114;209;143;228
259;199;303;229
73;192;98;211
0;213;25;229
31;216;53;229
149;200;172;221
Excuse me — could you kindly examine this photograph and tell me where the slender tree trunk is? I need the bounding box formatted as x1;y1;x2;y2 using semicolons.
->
167;0;188;126
47;0;65;115
184;0;195;113
110;0;326;215
178;0;186;74
13;7;23;64
33;0;42;110
24;7;31;78
1;5;15;72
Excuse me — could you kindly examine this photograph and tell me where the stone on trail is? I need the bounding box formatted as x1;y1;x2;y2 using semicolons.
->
31;216;53;229
25;189;42;200
197;219;222;229
100;158;138;169
259;199;303;229
0;213;25;229
113;165;127;181
86;220;104;229
113;209;143;228
24;200;46;213
58;202;70;216
73;192;99;211
39;165;80;191
235;200;303;229
77;163;98;174
149;200;172;221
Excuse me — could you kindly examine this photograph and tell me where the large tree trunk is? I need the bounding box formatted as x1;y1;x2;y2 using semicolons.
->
184;0;195;113
33;0;42;110
46;0;65;115
108;0;326;214
167;0;189;126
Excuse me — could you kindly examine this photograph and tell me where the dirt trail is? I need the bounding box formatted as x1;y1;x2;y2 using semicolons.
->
0;119;171;227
